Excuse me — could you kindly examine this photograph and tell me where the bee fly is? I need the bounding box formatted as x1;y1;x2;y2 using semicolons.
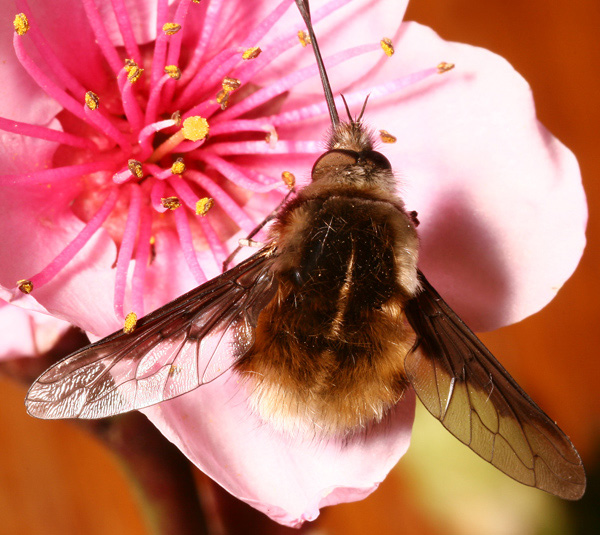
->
26;0;585;500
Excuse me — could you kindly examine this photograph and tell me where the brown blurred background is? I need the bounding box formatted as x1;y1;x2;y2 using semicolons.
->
1;1;598;534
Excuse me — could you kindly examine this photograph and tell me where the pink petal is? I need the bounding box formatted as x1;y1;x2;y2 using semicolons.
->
94;0;161;46
307;21;585;331
0;182;120;336
0;299;70;360
142;372;415;527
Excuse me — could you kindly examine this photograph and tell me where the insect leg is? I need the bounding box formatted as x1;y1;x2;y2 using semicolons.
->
222;186;295;271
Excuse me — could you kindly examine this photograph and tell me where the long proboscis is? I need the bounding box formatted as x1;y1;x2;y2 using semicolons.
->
294;0;340;128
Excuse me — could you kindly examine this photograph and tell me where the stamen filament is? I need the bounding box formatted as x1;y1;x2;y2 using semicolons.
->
131;208;153;317
150;179;168;212
150;0;170;85
209;140;321;156
0;117;97;150
110;0;142;63
118;70;145;133
178;0;223;85
218;44;379;122
197;152;281;192
16;0;87;98
0;160;116;185
173;207;206;284
145;73;173;125
81;0;122;73
114;184;142;319
185;170;255;232
28;188;119;289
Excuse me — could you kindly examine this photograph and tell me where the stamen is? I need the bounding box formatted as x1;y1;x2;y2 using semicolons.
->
197;152;282;192
111;0;142;63
0;160;116;185
161;197;182;210
26;189;119;290
17;279;33;294
123;312;138;334
131;208;153;317
164;65;182;79
178;0;223;85
128;160;143;178
185;170;256;232
173;207;206;284
171;158;186;174
0;117;97;150
437;62;455;74
150;179;167;212
15;1;87;97
114;184;142;320
127;65;144;83
13;13;29;35
380;37;394;57
218;44;379;122
298;30;311;47
149;0;170;84
85;91;99;110
196;198;214;216
210;119;276;137
210;139;321;156
81;0;122;73
163;22;182;35
281;171;296;189
145;74;174;125
222;77;241;92
379;130;397;143
242;46;261;60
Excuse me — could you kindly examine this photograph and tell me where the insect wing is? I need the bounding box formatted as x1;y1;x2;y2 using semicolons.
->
404;271;586;500
25;249;278;420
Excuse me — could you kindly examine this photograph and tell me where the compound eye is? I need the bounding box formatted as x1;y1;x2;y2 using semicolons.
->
312;149;359;175
361;151;392;170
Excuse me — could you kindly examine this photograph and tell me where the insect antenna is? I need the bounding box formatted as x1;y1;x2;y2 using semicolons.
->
294;0;340;128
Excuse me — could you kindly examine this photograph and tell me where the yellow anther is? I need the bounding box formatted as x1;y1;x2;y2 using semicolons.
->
17;279;33;294
242;46;261;60
171;158;186;174
123;312;137;334
127;66;143;83
297;30;311;47
85;91;99;110
437;62;455;74
124;59;137;73
162;197;182;210
281;171;296;189
222;77;241;92
163;22;182;35
182;116;209;141
128;159;143;178
195;197;214;216
379;130;397;144
216;89;230;109
165;65;181;80
380;37;394;57
13;13;29;35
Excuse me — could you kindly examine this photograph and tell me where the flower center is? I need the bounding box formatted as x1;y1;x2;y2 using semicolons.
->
4;0;453;328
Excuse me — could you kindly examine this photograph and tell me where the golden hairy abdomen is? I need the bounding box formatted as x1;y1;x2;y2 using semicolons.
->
235;193;419;436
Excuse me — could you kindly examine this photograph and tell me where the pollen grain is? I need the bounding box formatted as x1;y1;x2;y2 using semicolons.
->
17;279;33;294
380;38;394;57
13;13;29;35
196;197;214;216
84;91;99;110
123;312;137;334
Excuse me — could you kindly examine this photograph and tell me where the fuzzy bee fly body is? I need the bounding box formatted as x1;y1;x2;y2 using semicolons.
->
26;0;585;501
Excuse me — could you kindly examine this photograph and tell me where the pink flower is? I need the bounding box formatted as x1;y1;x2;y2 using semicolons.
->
0;299;71;360
0;0;586;527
